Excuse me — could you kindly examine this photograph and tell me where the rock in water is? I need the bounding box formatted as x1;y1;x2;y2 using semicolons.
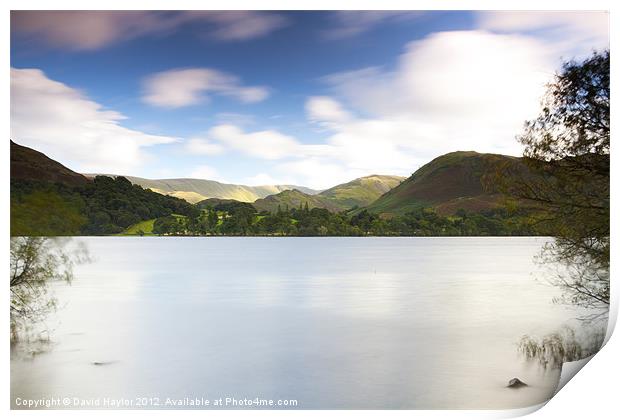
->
507;378;528;388
92;360;117;366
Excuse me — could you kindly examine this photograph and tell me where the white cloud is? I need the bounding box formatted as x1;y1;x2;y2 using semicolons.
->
275;158;367;191
142;68;269;108
240;29;562;188
304;14;608;185
306;96;352;125
16;12;603;190
478;11;609;57
200;11;289;41
209;22;606;189
11;11;289;51
207;124;300;160
185;138;225;156
319;30;555;163
190;165;219;180
326;31;553;119
233;86;270;103
322;11;423;39
201;114;421;189
245;173;282;186
178;20;606;189
10;68;175;174
11;11;168;51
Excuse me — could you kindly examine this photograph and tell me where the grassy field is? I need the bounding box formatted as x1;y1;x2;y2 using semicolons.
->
123;219;156;235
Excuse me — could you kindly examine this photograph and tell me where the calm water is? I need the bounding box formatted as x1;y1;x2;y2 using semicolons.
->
11;237;592;409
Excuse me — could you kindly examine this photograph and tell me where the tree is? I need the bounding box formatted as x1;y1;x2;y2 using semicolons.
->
518;50;609;316
514;50;609;367
207;209;219;231
10;237;88;341
351;210;376;232
153;215;183;235
520;50;609;161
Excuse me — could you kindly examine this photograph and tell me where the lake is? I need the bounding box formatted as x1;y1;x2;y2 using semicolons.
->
10;237;594;409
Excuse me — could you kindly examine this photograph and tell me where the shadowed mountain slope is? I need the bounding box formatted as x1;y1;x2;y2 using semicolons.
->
364;151;526;216
11;140;89;186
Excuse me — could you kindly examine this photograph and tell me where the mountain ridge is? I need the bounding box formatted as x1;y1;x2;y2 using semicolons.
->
252;175;406;213
9;140;553;236
84;174;320;204
318;175;405;209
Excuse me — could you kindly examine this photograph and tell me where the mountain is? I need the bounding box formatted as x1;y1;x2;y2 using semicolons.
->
9;141;562;236
317;175;405;209
363;151;525;216
11;140;89;186
85;175;319;204
253;189;345;213
10;141;197;235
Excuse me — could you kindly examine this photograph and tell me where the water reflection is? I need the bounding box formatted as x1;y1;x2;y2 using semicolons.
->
10;237;90;343
10;237;603;409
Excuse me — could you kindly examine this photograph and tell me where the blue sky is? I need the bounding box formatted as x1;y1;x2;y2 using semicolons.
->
10;11;608;188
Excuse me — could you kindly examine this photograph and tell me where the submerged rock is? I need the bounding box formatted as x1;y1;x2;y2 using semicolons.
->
507;378;528;388
92;360;117;366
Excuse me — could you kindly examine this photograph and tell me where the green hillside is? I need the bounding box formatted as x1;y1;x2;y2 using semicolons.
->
364;151;526;216
253;175;405;214
318;175;405;209
253;189;345;213
122;219;156;235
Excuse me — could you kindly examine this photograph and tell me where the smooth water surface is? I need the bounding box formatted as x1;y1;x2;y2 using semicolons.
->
11;237;591;409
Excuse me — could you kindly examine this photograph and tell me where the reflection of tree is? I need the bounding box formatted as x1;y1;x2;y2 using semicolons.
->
10;237;88;342
519;326;605;370
513;51;609;368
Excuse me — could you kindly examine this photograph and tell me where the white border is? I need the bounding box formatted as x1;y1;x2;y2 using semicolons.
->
2;1;616;419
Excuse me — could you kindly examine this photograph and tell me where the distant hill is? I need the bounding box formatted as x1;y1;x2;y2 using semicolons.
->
196;197;245;209
11;140;89;186
252;175;405;214
318;175;405;209
364;151;526;216
253;189;345;213
85;175;319;204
